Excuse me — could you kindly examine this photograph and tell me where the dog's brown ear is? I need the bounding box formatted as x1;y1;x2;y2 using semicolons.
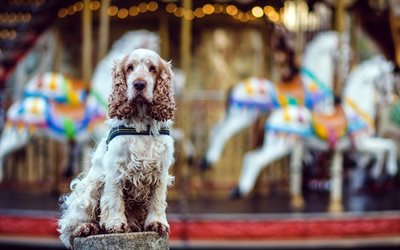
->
149;59;175;121
108;58;137;119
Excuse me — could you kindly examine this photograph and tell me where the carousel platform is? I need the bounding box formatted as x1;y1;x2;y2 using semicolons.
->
0;187;399;249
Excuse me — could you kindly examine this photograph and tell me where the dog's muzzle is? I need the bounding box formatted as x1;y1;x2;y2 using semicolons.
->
133;80;146;91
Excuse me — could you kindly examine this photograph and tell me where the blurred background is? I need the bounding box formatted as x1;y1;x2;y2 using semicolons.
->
0;0;400;249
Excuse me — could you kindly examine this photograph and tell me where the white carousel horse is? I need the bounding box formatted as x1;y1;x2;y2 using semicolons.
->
201;31;350;170
8;30;57;101
0;30;163;180
233;56;398;212
0;30;194;180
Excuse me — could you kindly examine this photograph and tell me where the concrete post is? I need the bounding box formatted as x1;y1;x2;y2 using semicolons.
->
74;232;169;250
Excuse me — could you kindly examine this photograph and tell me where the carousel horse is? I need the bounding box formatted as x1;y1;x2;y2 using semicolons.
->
233;56;398;212
201;31;350;170
0;30;163;181
0;30;193;181
0;72;93;180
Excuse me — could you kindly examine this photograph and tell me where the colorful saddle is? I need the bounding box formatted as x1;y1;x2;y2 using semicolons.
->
276;74;305;106
312;106;347;147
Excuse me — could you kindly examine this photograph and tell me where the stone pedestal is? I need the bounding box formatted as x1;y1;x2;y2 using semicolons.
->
74;232;169;250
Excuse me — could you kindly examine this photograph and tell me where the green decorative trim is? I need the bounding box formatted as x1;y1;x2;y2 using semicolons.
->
90;89;108;108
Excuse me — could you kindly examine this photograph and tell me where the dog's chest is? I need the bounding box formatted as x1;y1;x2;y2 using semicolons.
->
119;136;167;202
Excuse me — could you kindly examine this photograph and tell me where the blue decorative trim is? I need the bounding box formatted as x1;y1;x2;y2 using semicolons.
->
265;124;313;137
23;91;69;104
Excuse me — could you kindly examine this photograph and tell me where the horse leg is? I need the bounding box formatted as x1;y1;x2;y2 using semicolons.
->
354;137;398;176
63;140;80;178
232;134;296;198
0;127;30;181
371;152;384;179
201;110;258;171
328;150;344;213
290;142;305;210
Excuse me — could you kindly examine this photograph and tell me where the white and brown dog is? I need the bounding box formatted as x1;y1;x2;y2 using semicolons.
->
58;48;175;249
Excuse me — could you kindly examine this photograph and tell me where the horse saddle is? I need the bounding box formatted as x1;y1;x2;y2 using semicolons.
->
52;102;87;122
276;74;304;106
312;106;347;145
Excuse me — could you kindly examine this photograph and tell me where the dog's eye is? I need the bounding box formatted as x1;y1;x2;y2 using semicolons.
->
127;65;134;72
149;65;157;73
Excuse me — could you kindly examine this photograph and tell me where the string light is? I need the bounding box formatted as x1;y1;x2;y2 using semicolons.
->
89;1;100;11
148;1;158;12
269;12;280;22
22;13;31;22
264;6;274;15
194;8;205;18
117;8;128;19
251;6;264;18
202;4;215;15
0;29;17;40
54;1;287;24
174;7;185;18
226;5;238;16
9;30;16;39
58;8;68;18
184;10;194;21
8;13;17;23
67;5;76;15
0;12;31;23
107;5;118;16
74;2;83;12
166;3;177;13
129;6;139;16
138;2;148;13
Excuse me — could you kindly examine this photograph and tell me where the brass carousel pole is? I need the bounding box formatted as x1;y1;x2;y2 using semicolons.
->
180;0;192;80
98;0;111;62
82;0;93;86
54;27;62;72
389;5;400;67
349;11;359;68
333;0;345;96
294;0;305;62
329;0;346;214
160;15;170;60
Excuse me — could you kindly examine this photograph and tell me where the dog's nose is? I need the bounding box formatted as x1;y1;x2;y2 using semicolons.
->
133;80;146;91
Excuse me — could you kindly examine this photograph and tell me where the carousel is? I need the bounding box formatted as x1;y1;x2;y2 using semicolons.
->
0;0;399;249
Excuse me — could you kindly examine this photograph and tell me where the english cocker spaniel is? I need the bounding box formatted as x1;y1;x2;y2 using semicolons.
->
58;48;175;249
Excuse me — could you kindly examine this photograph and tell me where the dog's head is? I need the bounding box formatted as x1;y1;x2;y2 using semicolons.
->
108;48;175;121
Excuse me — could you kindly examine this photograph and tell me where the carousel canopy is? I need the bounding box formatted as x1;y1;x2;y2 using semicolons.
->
0;0;75;85
0;0;399;88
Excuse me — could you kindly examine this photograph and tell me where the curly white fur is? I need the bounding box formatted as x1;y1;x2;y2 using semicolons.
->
58;49;175;249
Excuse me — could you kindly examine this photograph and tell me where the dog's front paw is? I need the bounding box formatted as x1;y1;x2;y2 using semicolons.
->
70;222;100;246
145;221;170;236
72;223;100;238
105;222;131;234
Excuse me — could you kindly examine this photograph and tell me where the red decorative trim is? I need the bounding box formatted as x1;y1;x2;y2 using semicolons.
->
0;216;58;237
1;215;399;240
168;217;400;240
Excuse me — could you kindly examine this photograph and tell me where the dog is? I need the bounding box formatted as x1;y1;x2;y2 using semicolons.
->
58;48;175;249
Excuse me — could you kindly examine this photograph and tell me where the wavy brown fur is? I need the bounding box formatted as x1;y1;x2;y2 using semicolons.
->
108;59;138;120
148;60;176;121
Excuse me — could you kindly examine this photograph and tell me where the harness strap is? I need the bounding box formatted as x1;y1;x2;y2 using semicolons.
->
106;125;170;145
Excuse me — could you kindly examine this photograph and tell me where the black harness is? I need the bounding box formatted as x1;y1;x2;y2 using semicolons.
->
106;125;170;145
